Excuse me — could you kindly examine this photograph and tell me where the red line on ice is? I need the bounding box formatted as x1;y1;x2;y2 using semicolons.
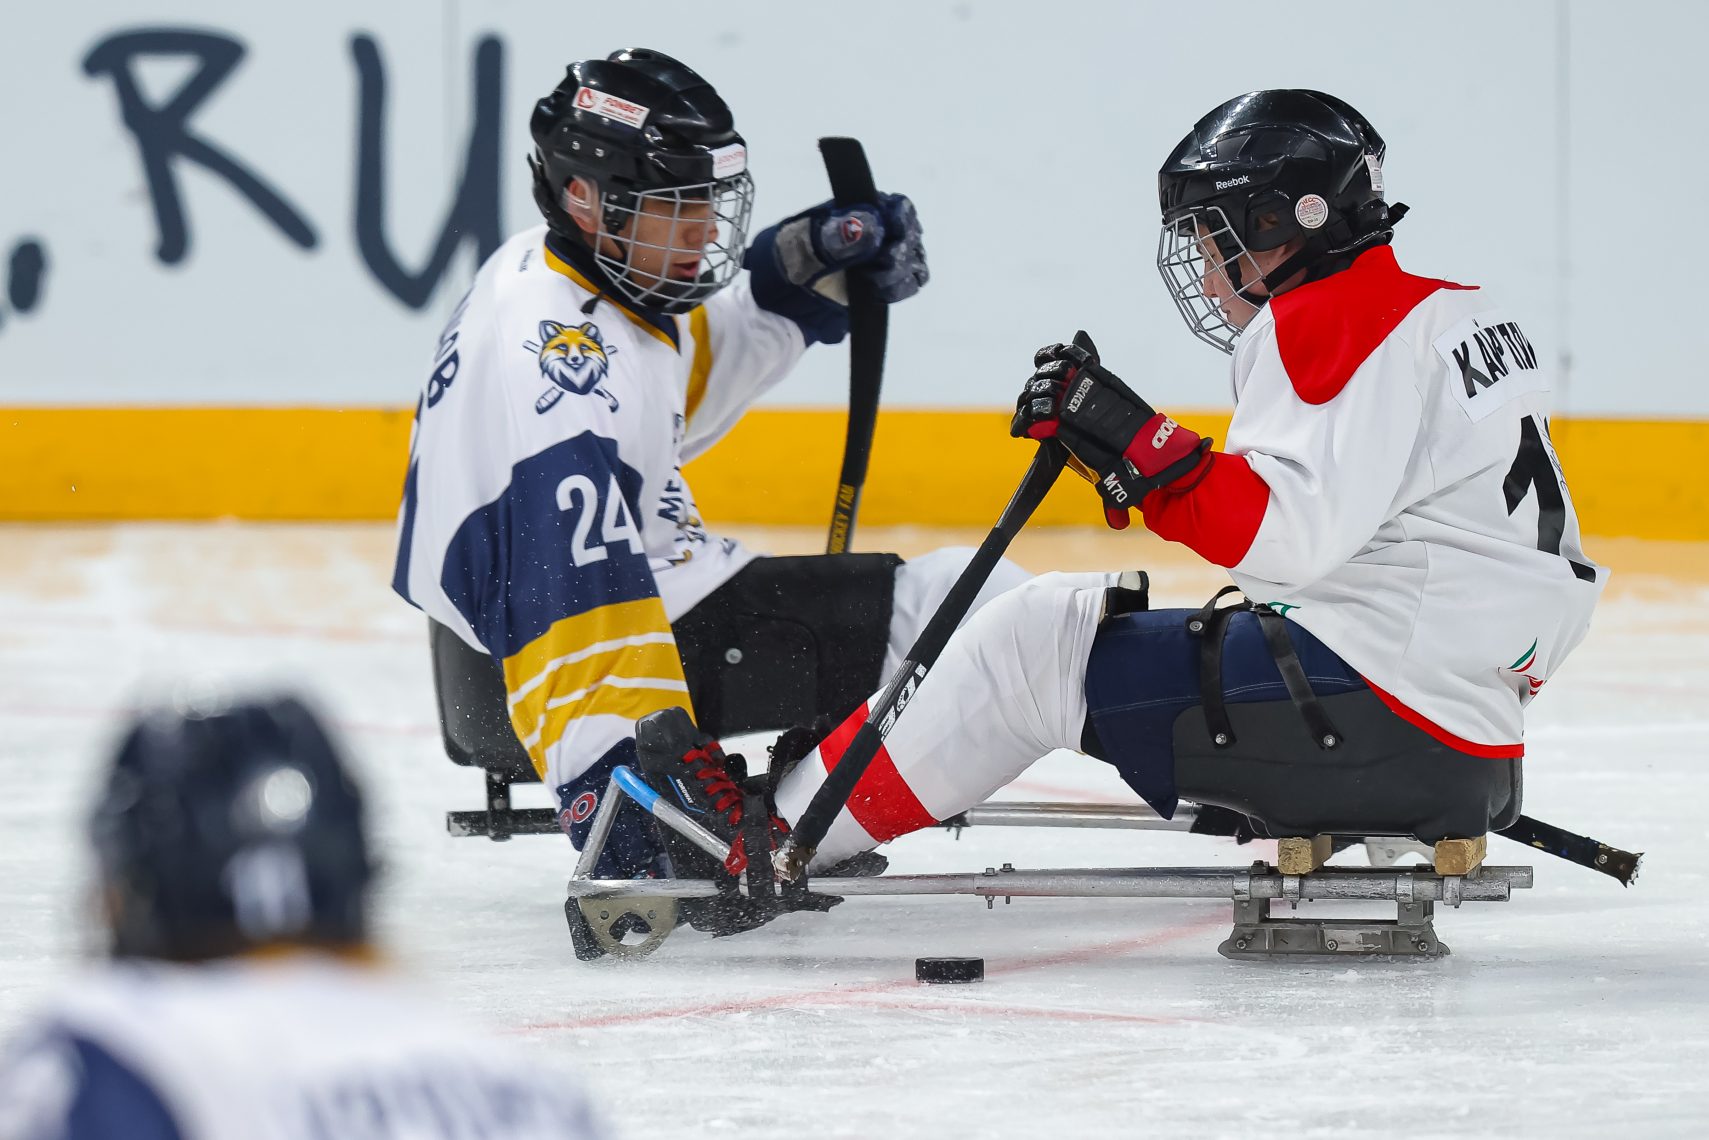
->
514;913;1226;1034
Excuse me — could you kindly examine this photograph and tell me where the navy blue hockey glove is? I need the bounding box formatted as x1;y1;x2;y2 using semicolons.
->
745;193;929;345
1011;333;1212;530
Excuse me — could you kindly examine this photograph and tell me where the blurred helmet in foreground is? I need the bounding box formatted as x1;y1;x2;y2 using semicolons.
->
91;695;373;961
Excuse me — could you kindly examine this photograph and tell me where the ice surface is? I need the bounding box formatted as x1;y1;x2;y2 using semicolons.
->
1;523;1706;1136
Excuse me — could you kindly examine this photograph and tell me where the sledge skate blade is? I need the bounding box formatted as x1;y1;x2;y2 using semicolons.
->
1218;898;1450;962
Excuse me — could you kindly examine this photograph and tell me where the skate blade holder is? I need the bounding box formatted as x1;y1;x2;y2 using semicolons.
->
568;766;795;961
1224;834;1498;961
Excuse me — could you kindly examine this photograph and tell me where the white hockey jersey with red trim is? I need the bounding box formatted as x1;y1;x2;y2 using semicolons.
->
1142;245;1605;755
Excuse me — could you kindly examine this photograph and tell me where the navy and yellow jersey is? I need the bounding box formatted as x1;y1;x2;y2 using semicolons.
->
391;225;805;791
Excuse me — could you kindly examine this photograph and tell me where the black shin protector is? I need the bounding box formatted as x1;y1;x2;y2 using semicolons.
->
673;554;902;738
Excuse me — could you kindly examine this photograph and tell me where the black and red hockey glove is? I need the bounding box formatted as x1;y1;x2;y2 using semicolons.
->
1009;332;1212;529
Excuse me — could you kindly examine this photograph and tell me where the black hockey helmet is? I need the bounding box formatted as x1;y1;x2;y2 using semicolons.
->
529;48;755;314
91;695;374;961
1156;90;1409;352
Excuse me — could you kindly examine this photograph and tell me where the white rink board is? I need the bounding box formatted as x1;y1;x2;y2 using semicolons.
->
1;2;1707;415
0;523;1706;1136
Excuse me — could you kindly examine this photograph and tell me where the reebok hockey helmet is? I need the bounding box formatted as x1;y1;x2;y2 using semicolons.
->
1157;90;1408;353
530;48;755;314
91;695;373;961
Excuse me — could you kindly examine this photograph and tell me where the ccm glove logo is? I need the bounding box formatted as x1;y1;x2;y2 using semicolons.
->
1151;418;1179;450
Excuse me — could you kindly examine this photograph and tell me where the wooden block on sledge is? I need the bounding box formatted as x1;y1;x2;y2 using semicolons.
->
1433;835;1487;876
1277;835;1332;875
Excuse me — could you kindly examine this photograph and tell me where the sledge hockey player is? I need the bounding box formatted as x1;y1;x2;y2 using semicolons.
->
628;90;1606;905
391;48;1027;884
0;696;605;1139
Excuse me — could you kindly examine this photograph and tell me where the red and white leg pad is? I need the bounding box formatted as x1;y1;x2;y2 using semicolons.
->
774;572;1114;869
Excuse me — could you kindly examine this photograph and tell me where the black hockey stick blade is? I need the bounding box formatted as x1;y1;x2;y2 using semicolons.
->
777;438;1071;880
1498;814;1643;886
820;136;887;554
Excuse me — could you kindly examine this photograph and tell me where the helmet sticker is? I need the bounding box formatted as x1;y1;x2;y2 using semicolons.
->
573;86;650;129
1363;152;1385;194
1295;194;1330;230
710;142;747;178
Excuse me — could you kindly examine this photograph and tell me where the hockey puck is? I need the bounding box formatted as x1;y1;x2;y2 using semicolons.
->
915;957;984;984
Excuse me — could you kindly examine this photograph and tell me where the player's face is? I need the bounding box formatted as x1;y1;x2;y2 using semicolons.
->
1194;224;1266;330
602;195;718;287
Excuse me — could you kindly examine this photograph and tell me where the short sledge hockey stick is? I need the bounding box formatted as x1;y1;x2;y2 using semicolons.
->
777;437;1072;880
1189;803;1642;885
820;136;887;554
1499;814;1642;885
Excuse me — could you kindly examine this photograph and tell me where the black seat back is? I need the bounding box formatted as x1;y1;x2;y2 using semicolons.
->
428;620;538;784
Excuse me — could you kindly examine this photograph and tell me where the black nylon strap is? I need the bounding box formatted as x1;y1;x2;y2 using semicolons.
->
1253;608;1343;750
1187;587;1245;748
739;788;777;903
1186;588;1343;752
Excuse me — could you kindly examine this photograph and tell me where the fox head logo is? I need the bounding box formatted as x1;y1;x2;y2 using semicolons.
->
534;320;613;394
524;320;618;413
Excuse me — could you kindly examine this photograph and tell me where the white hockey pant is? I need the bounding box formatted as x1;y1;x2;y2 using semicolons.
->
773;571;1115;868
885;547;1035;677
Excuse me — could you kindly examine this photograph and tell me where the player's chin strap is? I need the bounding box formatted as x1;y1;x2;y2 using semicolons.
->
1236;202;1412;308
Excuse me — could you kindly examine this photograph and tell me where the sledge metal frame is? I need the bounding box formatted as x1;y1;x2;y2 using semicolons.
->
446;770;557;840
565;767;1534;962
445;780;1204;841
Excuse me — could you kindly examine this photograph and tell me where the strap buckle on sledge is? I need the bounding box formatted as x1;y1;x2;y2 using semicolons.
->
1186;587;1343;751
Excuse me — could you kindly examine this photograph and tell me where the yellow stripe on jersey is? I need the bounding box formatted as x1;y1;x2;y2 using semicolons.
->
686;305;713;426
540;243;680;350
521;682;693;759
507;631;680;711
501;596;694;773
509;640;687;748
504;598;674;688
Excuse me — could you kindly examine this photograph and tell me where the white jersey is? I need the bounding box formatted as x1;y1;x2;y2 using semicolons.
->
0;957;603;1140
1143;245;1605;754
392;226;804;790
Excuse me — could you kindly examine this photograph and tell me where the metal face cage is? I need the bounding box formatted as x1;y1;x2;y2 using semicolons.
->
1156;206;1270;355
594;172;755;314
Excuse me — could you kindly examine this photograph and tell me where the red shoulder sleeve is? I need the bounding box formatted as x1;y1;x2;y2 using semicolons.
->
1140;248;1474;567
1140;452;1270;567
1268;246;1475;405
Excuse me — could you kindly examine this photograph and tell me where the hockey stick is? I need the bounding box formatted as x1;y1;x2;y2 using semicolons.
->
1498;814;1642;885
776;437;1072;880
1188;803;1642;886
820;136;887;554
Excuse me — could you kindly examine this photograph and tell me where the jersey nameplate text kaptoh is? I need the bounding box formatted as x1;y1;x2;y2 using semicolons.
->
1431;310;1549;423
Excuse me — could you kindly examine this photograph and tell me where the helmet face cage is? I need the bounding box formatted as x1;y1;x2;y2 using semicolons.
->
1156;206;1269;355
592;171;755;314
